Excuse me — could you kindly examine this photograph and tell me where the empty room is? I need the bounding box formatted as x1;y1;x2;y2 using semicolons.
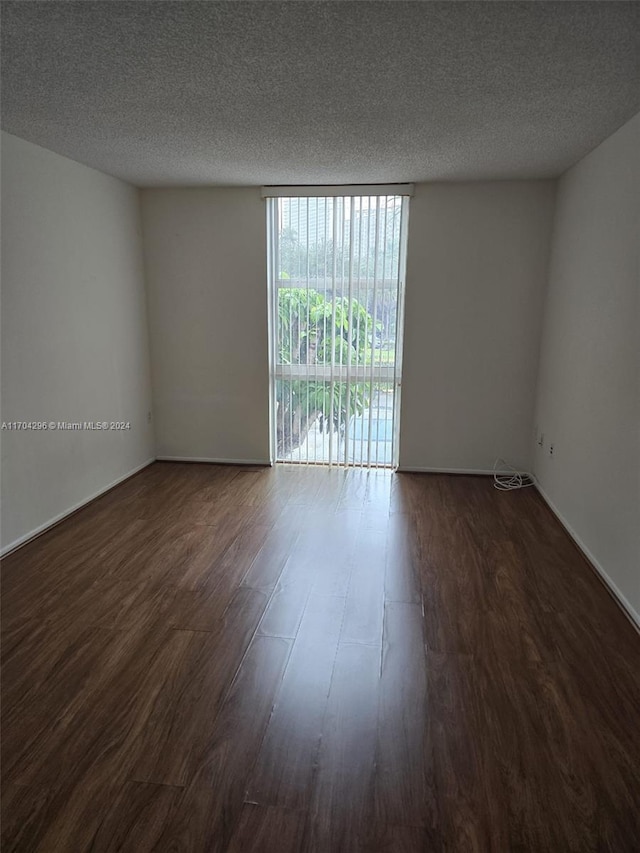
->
1;1;639;851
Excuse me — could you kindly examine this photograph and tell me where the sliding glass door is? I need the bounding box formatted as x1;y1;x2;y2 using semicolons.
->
266;188;410;468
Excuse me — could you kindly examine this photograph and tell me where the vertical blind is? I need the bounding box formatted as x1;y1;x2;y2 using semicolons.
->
265;188;411;468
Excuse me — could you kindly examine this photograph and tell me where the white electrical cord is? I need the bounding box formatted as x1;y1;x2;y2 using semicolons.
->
493;458;535;491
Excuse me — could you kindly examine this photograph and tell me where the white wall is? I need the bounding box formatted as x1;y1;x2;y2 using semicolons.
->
141;183;555;471
533;113;640;623
1;132;154;552
140;188;270;463
399;181;556;472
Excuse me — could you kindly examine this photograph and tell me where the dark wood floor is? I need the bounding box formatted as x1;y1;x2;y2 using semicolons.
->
2;462;639;852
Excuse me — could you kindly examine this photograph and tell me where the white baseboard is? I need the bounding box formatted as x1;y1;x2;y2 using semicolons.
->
397;465;512;476
1;457;156;558
156;456;272;466
536;483;640;630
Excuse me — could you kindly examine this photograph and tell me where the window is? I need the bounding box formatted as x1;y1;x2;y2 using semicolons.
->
265;186;411;467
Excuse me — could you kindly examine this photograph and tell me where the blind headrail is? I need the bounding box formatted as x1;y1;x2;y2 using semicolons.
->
261;184;414;199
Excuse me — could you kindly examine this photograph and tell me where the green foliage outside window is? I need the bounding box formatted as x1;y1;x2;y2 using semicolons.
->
276;288;379;456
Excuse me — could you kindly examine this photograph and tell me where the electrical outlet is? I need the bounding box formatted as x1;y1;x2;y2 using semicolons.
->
147;410;152;424
549;444;554;456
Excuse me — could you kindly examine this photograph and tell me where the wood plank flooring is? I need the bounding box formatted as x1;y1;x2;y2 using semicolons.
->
2;462;639;852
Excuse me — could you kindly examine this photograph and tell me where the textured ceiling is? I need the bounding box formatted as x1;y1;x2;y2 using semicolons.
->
2;1;640;187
